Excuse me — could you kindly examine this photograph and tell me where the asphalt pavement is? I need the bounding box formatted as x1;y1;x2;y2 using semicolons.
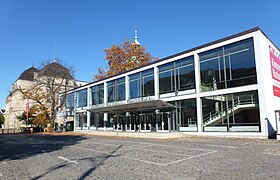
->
0;133;280;180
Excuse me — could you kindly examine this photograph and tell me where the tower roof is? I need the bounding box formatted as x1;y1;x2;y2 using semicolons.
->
38;62;73;80
133;30;141;46
17;67;39;81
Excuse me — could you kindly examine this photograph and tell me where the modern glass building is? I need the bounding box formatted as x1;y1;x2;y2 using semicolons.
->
64;27;280;138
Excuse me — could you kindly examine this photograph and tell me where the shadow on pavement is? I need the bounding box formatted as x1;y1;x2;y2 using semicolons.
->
78;145;122;180
0;133;86;161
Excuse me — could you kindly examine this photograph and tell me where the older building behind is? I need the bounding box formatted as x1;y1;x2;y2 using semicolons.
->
4;62;86;129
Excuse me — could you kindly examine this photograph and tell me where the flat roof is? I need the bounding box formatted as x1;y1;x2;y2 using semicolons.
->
89;100;175;113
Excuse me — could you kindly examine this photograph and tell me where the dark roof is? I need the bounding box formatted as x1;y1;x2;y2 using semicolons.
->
18;67;39;81
38;62;73;80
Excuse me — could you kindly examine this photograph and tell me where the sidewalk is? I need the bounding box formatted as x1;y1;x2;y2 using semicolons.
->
68;130;187;139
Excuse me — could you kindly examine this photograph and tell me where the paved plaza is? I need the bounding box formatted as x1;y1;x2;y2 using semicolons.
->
0;133;280;179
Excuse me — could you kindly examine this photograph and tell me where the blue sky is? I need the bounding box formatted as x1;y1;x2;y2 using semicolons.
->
0;0;279;109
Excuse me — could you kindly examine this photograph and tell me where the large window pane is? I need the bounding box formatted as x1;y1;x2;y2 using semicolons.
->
159;63;174;94
159;56;195;95
199;38;256;92
66;92;74;108
142;69;154;97
76;89;87;107
91;84;104;105
116;77;125;101
75;112;87;129
178;99;197;132
176;57;195;91
129;73;140;99
107;81;115;102
202;91;260;132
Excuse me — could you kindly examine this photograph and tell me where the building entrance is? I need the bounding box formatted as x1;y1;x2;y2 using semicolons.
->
112;111;175;132
156;112;172;132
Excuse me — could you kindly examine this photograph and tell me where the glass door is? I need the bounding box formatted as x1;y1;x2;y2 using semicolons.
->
113;115;124;131
140;114;152;132
156;112;171;132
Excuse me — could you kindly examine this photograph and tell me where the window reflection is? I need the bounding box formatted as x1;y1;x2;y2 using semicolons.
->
202;90;260;132
107;77;125;102
76;89;87;107
91;84;104;105
200;38;257;92
129;68;154;99
159;56;195;94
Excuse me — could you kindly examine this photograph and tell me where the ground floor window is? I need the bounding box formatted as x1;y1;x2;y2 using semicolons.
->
176;99;197;132
75;112;87;130
202;90;260;132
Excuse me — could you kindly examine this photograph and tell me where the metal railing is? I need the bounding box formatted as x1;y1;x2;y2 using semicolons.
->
203;94;257;125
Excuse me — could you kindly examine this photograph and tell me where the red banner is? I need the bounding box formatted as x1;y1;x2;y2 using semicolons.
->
26;99;29;120
270;46;280;98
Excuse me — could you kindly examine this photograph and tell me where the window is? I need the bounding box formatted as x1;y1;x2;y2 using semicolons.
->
116;78;125;101
107;77;125;102
159;56;195;94
129;68;154;99
202;90;260;132
75;112;87;129
66;92;74;109
129;73;141;99
142;69;154;97
90;112;104;128
177;99;197;131
91;84;104;105
200;38;257;92
76;89;87;107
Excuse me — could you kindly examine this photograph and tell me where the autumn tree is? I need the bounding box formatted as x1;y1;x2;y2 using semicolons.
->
0;113;5;125
30;104;50;128
19;59;75;130
93;39;157;80
16;111;33;125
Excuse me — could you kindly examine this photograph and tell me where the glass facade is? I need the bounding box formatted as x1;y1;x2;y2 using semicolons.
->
91;84;104;105
129;68;154;99
67;35;265;135
202;90;260;132
108;77;125;102
200;38;257;92
159;56;195;94
76;89;87;108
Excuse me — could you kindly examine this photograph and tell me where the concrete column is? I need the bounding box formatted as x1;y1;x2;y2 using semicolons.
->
87;87;91;109
194;53;202;133
125;75;130;102
87;111;90;131
104;113;108;131
154;66;159;100
104;81;108;106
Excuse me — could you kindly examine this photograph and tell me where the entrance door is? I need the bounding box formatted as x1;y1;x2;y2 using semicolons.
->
126;114;136;131
140;114;152;132
113;115;124;131
156;112;171;132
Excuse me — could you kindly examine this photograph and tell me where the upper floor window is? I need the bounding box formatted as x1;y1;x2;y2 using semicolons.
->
129;68;154;99
199;38;257;92
76;89;87;108
91;84;104;105
159;56;195;94
66;92;75;108
107;77;125;102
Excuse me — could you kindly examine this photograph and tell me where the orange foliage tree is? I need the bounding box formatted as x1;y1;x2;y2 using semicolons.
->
93;39;157;80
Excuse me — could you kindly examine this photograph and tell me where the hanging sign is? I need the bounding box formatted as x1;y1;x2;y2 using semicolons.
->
270;46;280;97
